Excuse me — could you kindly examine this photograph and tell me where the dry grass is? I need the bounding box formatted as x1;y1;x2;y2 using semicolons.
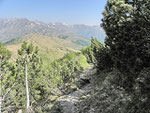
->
6;34;83;62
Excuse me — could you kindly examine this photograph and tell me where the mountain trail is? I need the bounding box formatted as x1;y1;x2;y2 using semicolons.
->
58;66;96;113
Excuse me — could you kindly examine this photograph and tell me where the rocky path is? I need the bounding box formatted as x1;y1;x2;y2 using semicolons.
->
58;66;96;113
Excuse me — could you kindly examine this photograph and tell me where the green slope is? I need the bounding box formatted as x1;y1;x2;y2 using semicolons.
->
6;34;84;63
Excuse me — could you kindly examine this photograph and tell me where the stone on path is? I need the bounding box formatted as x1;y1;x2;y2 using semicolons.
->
58;66;95;113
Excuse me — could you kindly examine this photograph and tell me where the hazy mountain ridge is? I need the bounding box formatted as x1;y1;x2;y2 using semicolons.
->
0;18;105;43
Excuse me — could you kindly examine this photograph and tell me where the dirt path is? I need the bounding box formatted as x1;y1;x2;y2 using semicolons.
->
58;66;96;113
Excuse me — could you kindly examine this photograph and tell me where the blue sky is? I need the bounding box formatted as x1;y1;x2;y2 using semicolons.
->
0;0;107;25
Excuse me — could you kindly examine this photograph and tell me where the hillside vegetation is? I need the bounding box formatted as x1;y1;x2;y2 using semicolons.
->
6;34;83;63
0;40;90;112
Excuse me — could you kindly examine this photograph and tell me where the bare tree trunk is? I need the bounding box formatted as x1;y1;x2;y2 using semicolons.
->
0;67;2;113
25;61;30;111
0;78;1;113
18;109;22;113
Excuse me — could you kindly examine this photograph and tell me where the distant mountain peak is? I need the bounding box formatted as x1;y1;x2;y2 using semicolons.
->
0;18;105;43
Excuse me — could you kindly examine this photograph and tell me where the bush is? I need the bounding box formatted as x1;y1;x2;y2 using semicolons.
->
102;0;150;92
94;45;113;71
124;67;150;113
84;38;114;72
81;46;94;63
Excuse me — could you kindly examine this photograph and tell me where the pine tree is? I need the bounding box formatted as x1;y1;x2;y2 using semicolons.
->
0;42;16;112
16;42;50;112
17;42;33;111
92;38;113;71
102;0;150;91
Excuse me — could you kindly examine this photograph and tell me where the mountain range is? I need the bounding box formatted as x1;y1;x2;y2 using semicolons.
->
0;18;105;44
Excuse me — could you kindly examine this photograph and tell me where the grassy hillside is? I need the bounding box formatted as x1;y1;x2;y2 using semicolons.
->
6;34;83;63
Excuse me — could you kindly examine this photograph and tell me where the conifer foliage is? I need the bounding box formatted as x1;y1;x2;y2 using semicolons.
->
0;42;16;112
101;0;150;112
82;38;113;71
102;0;150;90
15;42;50;112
